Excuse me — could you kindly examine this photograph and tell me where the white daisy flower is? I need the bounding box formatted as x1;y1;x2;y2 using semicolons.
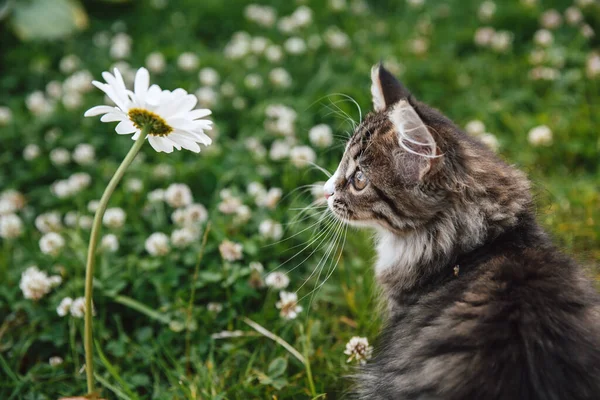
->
84;67;213;153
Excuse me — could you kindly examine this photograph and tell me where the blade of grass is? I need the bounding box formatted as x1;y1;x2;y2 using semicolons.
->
111;295;170;324
95;340;139;400
242;317;305;365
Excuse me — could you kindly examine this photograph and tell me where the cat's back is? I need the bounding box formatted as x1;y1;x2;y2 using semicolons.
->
359;243;600;400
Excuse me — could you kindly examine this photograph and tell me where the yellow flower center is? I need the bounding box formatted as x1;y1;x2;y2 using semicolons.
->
128;108;173;137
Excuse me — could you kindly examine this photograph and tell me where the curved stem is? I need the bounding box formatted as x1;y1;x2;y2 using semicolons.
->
84;128;148;395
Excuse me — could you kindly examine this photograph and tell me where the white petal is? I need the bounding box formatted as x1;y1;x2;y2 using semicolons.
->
101;112;126;123
146;85;162;106
188;109;212;120
115;120;137;135
134;68;150;101
155;137;174;153
84;105;115;117
148;136;162;152
170;134;201;153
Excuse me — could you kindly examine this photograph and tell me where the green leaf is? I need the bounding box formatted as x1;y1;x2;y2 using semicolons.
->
267;357;287;378
112;295;170;324
11;0;88;41
270;377;288;390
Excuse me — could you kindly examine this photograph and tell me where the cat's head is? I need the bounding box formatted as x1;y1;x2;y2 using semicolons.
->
323;64;530;243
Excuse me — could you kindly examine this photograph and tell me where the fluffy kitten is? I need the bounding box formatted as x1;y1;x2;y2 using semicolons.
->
324;64;600;399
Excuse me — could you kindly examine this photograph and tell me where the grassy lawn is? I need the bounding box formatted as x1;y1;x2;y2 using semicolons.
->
0;0;599;398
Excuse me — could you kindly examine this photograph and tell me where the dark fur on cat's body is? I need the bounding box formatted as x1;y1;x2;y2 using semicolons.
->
359;213;600;399
323;65;600;399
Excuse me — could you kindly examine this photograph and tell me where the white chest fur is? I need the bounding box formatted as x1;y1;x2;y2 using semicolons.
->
374;230;430;277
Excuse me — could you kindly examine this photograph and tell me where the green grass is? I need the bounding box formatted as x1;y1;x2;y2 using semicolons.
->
1;0;599;398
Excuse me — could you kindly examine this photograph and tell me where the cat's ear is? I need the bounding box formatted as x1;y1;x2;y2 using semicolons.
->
370;63;411;111
389;100;437;181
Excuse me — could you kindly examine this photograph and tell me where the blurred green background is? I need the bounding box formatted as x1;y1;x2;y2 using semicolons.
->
0;0;599;398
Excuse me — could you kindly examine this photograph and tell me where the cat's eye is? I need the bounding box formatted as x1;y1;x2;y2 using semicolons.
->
353;170;368;191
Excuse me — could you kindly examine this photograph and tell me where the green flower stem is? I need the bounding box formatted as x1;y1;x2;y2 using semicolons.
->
84;126;149;395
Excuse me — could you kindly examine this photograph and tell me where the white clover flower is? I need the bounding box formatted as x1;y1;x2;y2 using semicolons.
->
165;183;193;208
529;66;559;81
291;5;313;28
72;143;95;165
278;16;298;34
311;182;327;203
259;219;283;240
247;182;266;198
207;302;223;313
474;27;495;47
586;53;600;79
35;212;62;233
276;291;303;320
329;0;348;11
565;7;583;26
410;37;429;56
344;336;373;365
171;208;187;225
26;91;54;116
244;4;277;27
284;37;307;55
101;234;119;252
79;215;93;230
195;87;218;108
250;36;269;55
257;187;282;209
70;297;87;318
103;207;126;229
171;227;197;248
270;140;291;161
478;1;496;21
218;196;243;214
528;125;553;146
479;133;500;152
1;190;25;212
534;29;553;47
235;205;252;223
145;51;166;73
68;172;92;193
20;266;62;300
406;0;424;8
250;261;264;273
244;73;263;90
184;203;208;224
269;68;292;88
57;297;73;316
540;9;562;30
219;240;243;261
145;232;170;256
23;144;41;161
88;200;100;213
46;81;63;99
62;91;83;110
265;272;290;289
0;106;12;125
49;356;64;367
124;177;143;194
148;189;165;203
110;33;132;59
64;211;79;227
581;24;595;40
465;120;486;136
177;52;199;71
63;70;94;94
265;45;284;63
290;145;316;168
84;67;213;153
491;31;513;53
51;179;74;198
39;232;65;256
324;27;351;50
0;214;23;239
198;67;220;86
50;148;70;166
309;124;334;148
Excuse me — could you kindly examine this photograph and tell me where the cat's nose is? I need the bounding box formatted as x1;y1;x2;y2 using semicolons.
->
323;180;335;199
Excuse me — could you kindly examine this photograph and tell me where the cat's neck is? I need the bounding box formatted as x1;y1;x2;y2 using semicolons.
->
373;208;543;297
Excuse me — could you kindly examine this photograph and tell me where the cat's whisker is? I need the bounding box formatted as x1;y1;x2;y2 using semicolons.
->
269;212;339;274
304;161;332;178
295;215;346;294
264;210;332;248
